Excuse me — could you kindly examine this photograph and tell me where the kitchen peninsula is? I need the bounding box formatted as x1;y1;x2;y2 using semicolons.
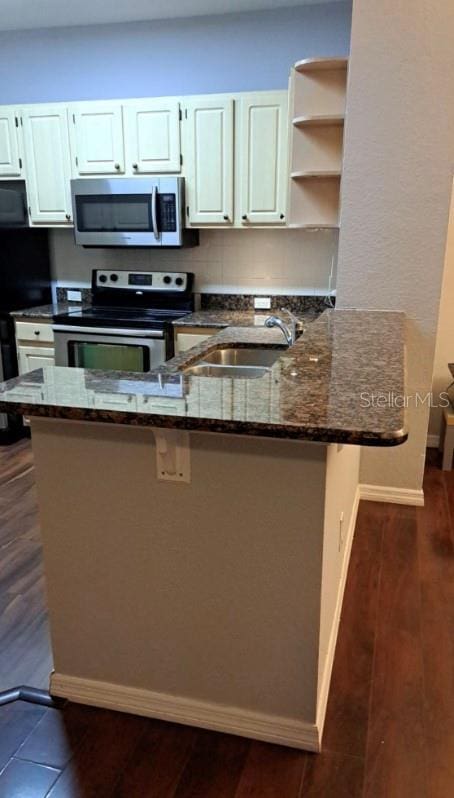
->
0;309;407;751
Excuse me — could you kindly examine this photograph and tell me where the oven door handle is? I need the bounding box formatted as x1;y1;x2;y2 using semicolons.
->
53;325;164;338
151;185;159;241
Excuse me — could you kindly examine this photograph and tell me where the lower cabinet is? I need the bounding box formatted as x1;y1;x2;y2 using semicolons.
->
174;328;220;355
17;345;55;374
15;321;55;374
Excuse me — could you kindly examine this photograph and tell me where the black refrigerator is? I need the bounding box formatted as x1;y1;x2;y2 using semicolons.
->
0;228;52;444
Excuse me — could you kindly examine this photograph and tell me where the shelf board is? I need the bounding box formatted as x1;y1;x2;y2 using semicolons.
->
288;223;339;230
292;114;344;128
294;57;348;73
291;170;341;179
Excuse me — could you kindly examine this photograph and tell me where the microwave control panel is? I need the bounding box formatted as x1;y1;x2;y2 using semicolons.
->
158;194;177;232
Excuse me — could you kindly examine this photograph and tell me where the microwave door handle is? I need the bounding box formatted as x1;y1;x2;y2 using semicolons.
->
151;186;159;241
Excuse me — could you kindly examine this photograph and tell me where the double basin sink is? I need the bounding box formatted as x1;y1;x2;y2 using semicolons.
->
183;347;284;379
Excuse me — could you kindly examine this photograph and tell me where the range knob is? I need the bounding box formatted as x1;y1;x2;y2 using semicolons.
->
110;274;119;282
99;274;107;284
175;277;184;287
163;275;172;285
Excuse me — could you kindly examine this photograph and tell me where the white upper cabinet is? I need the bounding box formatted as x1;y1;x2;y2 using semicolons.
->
237;92;288;225
124;99;181;174
22;106;72;224
70;102;125;175
0;108;22;178
12;90;289;227
183;97;234;225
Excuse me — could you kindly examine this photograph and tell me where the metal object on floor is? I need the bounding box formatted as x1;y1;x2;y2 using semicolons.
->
0;685;63;708
440;404;454;470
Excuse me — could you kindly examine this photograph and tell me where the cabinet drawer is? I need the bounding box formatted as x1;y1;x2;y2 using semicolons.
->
16;321;55;343
92;392;137;411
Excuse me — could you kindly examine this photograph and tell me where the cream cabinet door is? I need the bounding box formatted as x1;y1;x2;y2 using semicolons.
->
22;106;73;224
0;108;22;177
18;344;55;374
175;331;217;354
71;103;124;175
124;100;181;174
237;92;288;225
183;98;234;225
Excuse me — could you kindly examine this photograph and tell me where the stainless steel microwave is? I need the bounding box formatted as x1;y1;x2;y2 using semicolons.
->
71;177;198;248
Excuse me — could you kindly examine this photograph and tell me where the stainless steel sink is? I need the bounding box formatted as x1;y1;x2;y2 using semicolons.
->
198;347;282;367
184;364;270;379
182;346;285;379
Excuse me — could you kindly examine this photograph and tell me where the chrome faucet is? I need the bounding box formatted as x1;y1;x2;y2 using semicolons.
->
264;308;302;346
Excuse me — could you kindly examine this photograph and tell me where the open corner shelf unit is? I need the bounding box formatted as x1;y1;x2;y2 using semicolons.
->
288;56;348;228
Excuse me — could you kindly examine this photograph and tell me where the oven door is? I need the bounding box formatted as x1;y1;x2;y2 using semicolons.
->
53;326;166;372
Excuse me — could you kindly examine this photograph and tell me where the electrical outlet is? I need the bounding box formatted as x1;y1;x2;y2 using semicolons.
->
67;289;82;302
254;296;271;310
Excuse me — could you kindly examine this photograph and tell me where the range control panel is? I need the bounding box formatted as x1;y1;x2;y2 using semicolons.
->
95;271;189;292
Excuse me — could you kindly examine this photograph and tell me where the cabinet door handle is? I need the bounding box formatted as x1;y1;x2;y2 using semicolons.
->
114;163;121;170
242;214;247;221
65;214;71;221
132;163;138;170
34;330;40;336
223;215;229;221
280;213;285;220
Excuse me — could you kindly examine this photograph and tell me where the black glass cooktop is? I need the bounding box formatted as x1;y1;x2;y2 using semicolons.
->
53;306;192;331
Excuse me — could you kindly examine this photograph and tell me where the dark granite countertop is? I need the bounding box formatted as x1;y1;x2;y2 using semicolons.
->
173;309;313;329
0;310;407;446
11;302;85;320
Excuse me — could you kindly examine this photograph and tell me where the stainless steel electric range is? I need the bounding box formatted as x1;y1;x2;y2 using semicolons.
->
53;270;194;372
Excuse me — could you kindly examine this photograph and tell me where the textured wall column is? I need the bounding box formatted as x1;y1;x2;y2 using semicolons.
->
429;180;454;440
336;0;454;490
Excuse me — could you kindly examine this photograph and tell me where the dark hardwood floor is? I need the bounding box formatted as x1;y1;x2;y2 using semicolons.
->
0;439;52;692
0;442;452;796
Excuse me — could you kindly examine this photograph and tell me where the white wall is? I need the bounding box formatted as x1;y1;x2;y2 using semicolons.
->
336;0;454;491
429;180;454;442
33;420;328;740
51;228;338;295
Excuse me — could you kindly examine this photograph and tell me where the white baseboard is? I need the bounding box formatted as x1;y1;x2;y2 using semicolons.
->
50;673;320;752
359;483;424;507
316;484;360;736
427;434;440;448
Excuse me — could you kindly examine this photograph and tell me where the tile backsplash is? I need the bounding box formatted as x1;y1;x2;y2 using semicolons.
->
50;227;338;296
